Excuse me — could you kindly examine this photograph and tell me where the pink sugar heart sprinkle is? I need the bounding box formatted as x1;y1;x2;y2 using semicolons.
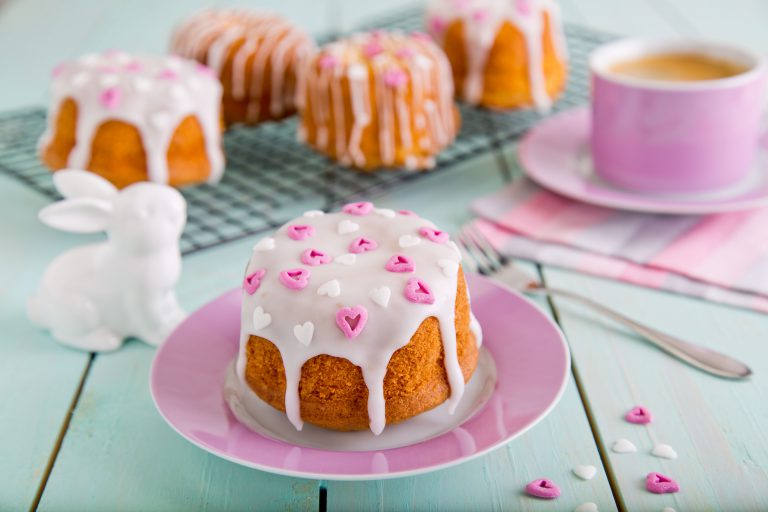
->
396;48;414;59
385;254;415;273
319;54;339;70
363;41;384;58
515;0;532;15
454;0;471;9
300;248;331;266
418;226;449;244
124;61;143;72
525;479;561;499
384;69;409;88
472;8;489;22
336;305;369;338
158;68;178;80
287;224;315;241
279;268;310;290
349;236;378;254
243;269;266;295
429;16;447;34
342;201;374;216
196;62;215;77
398;209;417;216
625;405;653;424
99;87;121;109
405;278;435;304
646;472;680;494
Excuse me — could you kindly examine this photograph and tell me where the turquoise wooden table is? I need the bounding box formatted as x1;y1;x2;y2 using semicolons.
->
2;0;768;510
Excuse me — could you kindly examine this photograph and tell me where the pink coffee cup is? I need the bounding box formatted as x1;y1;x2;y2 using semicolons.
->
590;39;768;193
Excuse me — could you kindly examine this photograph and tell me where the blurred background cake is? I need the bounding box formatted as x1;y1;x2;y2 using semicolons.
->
39;52;224;188
170;9;315;126
296;31;460;171
426;0;567;111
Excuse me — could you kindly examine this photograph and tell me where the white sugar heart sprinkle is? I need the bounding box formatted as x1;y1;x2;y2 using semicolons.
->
71;72;90;87
374;208;396;218
150;111;171;130
369;286;391;307
612;438;637;453
334;253;356;265
574;503;598;512
133;77;153;92
252;307;272;331
99;74;119;87
338;220;360;235
572;465;597;480
253;237;275;252
399;234;421;248
651;444;678;459
293;322;314;346
438;259;459;277
317;279;341;298
303;210;325;217
662;508;677;512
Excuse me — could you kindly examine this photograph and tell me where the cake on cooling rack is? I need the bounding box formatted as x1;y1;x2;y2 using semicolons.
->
426;0;568;111
39;52;224;188
296;31;460;171
236;203;481;434
170;9;315;126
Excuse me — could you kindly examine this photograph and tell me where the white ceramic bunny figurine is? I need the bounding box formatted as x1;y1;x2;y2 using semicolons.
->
28;169;187;351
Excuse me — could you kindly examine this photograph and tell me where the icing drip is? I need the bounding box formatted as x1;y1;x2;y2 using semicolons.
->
170;9;315;124
39;52;224;184
426;0;567;111
239;206;468;434
297;31;457;170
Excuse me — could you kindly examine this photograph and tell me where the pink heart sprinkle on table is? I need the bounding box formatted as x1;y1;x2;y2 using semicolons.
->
349;237;378;254
287;224;315;241
336;305;368;338
525;479;561;499
279;268;310;290
625;405;653;424
385;254;415;273
300;249;331;266
646;472;680;494
405;278;435;304
242;269;266;295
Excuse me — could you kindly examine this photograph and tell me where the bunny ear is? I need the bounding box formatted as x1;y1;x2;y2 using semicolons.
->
39;198;113;233
53;169;118;200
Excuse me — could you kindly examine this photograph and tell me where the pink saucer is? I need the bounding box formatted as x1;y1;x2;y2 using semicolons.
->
519;108;768;214
150;273;570;480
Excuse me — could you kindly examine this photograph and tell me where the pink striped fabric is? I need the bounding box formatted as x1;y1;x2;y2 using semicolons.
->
471;180;768;312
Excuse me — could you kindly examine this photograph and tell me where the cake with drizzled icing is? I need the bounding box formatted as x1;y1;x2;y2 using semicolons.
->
426;0;567;111
296;31;460;171
39;51;224;188
236;203;481;434
170;9;315;126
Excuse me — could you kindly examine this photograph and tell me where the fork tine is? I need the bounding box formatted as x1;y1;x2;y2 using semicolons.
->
461;226;502;273
457;231;494;275
465;223;509;266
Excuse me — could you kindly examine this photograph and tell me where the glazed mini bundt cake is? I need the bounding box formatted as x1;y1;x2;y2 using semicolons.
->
170;9;315;126
426;0;568;111
39;51;224;188
236;203;481;434
296;31;460;171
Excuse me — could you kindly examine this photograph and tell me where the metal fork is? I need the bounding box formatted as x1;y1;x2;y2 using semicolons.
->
458;224;752;379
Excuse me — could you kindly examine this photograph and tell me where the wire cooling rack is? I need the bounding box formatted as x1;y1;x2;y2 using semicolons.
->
0;8;613;255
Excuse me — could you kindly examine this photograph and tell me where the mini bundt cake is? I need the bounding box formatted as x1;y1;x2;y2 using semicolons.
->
235;203;481;434
296;31;460;171
426;0;568;111
39;51;224;188
170;9;315;126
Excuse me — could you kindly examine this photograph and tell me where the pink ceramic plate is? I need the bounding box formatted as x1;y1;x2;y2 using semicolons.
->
150;273;570;480
519;107;768;214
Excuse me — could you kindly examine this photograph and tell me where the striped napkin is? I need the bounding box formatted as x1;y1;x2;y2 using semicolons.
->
471;179;768;312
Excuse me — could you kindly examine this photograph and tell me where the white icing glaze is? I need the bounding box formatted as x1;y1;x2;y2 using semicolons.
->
170;9;315;123
426;0;566;111
39;52;224;184
238;205;471;435
297;31;457;170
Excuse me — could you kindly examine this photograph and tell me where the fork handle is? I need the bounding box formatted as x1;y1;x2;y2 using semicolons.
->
529;285;752;379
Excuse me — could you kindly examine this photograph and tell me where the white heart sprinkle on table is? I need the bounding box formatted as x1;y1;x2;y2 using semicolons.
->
303;210;324;217
652;444;678;459
293;322;314;346
369;286;391;307
317;279;341;298
574;502;598;512
335;254;356;265
438;258;459;277
662;507;677;512
612;438;637;453
399;235;421;248
572;465;597;480
252;307;272;331
338;220;360;235
253;237;275;252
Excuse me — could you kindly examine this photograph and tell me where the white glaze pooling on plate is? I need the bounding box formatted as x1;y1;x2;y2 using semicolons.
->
426;0;566;111
297;31;457;170
39;52;224;184
170;9;314;122
238;205;472;435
